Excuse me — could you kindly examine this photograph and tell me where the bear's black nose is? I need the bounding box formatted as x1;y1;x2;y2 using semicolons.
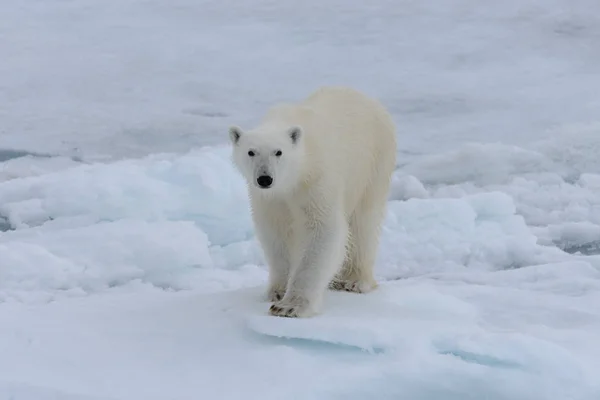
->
257;175;273;188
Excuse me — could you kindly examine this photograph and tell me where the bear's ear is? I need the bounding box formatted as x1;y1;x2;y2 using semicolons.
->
229;126;243;145
287;126;302;145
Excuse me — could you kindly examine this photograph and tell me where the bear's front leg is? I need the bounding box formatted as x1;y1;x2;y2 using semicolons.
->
250;197;292;302
265;246;290;302
270;208;347;318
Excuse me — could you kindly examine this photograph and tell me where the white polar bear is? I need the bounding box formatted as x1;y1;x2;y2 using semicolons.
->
229;86;397;318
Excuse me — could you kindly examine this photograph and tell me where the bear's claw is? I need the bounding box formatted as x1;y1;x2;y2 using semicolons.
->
269;304;299;318
269;295;314;318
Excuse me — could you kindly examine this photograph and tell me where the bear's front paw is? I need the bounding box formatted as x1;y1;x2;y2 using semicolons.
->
269;295;315;318
329;279;377;294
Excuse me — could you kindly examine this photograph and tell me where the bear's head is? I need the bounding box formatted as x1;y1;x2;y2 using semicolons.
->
228;124;304;196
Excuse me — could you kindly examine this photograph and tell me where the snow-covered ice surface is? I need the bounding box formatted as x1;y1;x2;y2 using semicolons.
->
2;1;600;399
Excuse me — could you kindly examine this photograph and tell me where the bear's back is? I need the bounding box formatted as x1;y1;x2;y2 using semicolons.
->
282;87;397;212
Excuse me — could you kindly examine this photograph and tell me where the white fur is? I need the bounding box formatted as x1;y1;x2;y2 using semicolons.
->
229;86;397;318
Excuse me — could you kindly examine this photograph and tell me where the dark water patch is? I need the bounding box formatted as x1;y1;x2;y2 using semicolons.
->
0;148;83;163
560;241;600;256
0;149;57;162
0;215;12;232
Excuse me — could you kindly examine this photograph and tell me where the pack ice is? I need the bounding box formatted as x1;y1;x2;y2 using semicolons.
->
1;0;600;399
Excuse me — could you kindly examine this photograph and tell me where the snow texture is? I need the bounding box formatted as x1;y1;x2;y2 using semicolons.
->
2;0;600;399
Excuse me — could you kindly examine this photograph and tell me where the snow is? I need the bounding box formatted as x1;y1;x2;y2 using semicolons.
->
2;0;600;399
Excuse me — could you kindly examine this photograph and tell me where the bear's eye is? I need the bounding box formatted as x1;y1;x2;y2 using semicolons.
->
275;150;282;157
248;150;255;157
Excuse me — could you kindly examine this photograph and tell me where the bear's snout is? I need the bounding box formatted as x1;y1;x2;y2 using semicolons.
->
257;175;273;188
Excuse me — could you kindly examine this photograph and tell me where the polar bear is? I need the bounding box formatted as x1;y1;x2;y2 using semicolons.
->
229;86;397;318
